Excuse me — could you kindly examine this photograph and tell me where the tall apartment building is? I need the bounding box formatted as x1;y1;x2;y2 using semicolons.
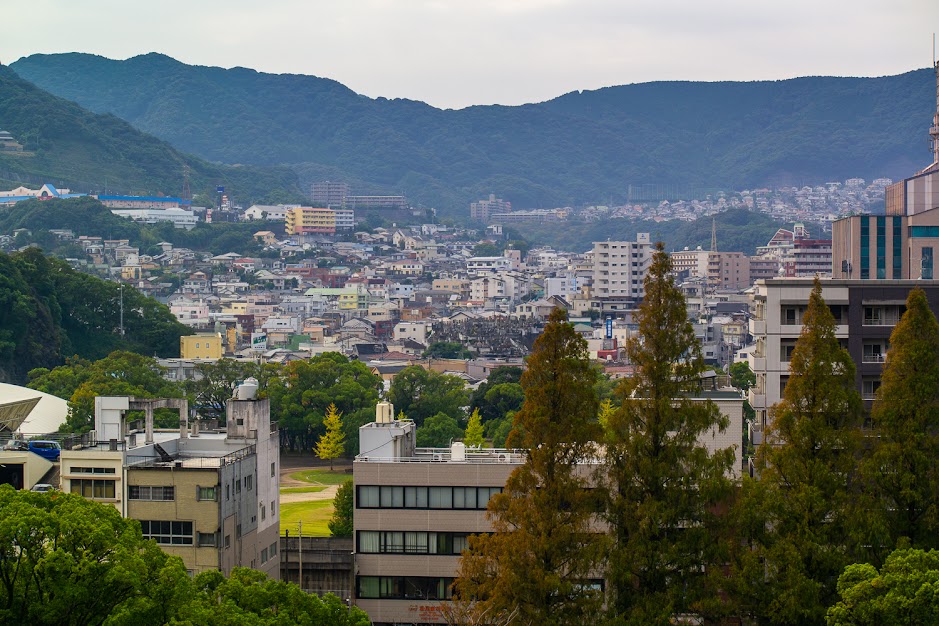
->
59;389;280;578
311;181;350;208
670;247;710;280
747;279;939;445
590;234;653;313
352;394;743;625
469;194;511;223
707;252;751;290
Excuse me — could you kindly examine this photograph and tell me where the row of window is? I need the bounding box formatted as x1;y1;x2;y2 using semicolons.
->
260;541;278;564
140;520;193;545
357;576;454;600
71;466;115;474
130;486;175;501
357;486;503;510
357;531;473;555
71;479;116;499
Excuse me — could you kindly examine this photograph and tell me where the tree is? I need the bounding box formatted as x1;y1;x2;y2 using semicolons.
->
423;341;474;359
729;361;756;391
328;481;354;538
602;242;735;624
386;366;468;427
184;358;276;421
464;408;485;447
731;277;865;625
454;308;604;625
862;287;939;553
0;485;190;625
28;350;185;432
315;403;346;470
268;353;381;453
416;412;463;447
827;549;939;626
469;366;524;422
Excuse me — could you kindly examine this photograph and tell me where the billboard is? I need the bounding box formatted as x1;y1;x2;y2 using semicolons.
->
605;317;613;339
250;332;267;351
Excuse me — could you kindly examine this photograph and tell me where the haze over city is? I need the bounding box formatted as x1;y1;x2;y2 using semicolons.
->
3;0;937;109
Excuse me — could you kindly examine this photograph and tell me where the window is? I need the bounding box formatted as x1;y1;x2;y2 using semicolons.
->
261;547;269;564
923;247;934;280
246;475;253;491
195;342;200;348
129;486;175;501
782;307;798;325
197;532;217;547
225;534;231;548
358;531;474;555
356;576;454;600
71;467;115;474
226;484;230;501
140;520;193;545
357;486;502;510
271;462;276;478
270;541;277;557
197;486;217;501
71;479;115;499
261;504;266;521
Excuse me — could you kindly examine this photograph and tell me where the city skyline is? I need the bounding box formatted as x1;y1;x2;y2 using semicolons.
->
2;0;937;110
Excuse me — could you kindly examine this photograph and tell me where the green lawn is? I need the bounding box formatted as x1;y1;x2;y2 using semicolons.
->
280;500;333;537
279;485;328;495
288;469;353;486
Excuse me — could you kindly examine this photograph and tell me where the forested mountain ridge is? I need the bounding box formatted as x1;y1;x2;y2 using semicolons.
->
0;247;190;384
0;64;304;205
9;53;935;213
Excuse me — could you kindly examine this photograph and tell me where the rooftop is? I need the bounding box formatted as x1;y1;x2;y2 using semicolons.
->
356;446;525;464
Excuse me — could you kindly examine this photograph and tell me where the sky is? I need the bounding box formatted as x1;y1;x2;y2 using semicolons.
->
2;0;938;110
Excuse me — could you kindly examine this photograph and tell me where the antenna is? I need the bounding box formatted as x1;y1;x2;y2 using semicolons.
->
932;34;939;165
119;283;125;337
711;217;717;253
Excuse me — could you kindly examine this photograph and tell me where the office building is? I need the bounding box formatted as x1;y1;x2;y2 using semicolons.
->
832;208;939;280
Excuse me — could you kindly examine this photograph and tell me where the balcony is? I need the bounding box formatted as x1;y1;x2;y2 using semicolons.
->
749;318;766;335
750;356;766;372
748;391;767;409
862;353;886;364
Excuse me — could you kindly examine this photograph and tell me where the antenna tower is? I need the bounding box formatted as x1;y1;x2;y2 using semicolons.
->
931;35;939;165
710;217;717;252
181;165;192;206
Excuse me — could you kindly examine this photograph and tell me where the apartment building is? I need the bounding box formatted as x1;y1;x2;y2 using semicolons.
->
747;279;939;445
469;194;512;222
311;181;350;208
590;234;653;313
285;207;337;235
59;389;280;579
707;252;751;290
180;333;223;359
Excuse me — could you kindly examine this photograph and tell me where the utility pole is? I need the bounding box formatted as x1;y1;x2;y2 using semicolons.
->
298;521;303;591
119;283;125;336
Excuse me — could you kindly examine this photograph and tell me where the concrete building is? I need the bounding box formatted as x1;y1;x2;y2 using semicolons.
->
181;333;224;359
469;194;511;223
311;182;350;208
590;234;653;313
286;207;337;235
59;390;280;578
747;278;939;445
111;207;198;229
343;196;408;211
708;252;751;290
832;208;939;280
352;393;742;625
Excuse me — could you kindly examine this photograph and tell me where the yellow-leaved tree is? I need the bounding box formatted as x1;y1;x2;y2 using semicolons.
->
315;403;345;470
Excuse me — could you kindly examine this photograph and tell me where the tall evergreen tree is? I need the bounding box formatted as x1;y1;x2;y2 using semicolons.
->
731;277;865;625
453;307;603;626
603;242;735;624
863;287;939;552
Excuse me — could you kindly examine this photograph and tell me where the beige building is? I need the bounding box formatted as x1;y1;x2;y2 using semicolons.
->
60;390;280;578
590;234;653;313
832;208;939;280
181;333;223;359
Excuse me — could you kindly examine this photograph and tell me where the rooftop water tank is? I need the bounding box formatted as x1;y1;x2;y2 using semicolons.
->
235;378;259;400
450;441;466;462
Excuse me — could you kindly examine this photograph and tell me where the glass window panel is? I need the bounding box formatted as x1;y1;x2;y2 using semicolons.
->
429;487;452;508
359;577;379;599
359;531;380;553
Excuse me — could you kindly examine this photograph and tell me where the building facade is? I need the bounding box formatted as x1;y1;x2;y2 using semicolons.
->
591;234;653;312
469;194;512;223
311;181;350;208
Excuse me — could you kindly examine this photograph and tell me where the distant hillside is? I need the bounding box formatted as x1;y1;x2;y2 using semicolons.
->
515;208;798;257
0;64;305;205
0;247;190;384
10;53;936;214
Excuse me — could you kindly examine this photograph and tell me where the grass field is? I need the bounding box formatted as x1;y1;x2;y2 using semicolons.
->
288;469;353;486
280;485;328;495
280;500;333;536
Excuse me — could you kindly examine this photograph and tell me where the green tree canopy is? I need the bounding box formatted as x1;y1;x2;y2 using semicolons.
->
463;408;485;447
423;341;473;359
328;481;354;539
729;361;756;391
469;365;524;423
827;549;939;626
268;353;381;453
386;366;468;427
415;412;464;448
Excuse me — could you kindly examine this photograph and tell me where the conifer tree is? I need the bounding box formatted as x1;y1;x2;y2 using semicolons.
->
453;307;603;626
315;403;345;470
732;277;864;625
464;408;485;448
864;287;939;552
602;242;735;623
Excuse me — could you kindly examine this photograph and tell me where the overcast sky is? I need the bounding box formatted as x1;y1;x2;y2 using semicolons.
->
2;0;937;109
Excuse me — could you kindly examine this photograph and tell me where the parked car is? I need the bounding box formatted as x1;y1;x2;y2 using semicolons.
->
28;440;61;461
30;483;55;493
2;440;29;451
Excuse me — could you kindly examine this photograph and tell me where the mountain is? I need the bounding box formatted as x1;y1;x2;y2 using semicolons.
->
10;53;936;214
0;63;304;204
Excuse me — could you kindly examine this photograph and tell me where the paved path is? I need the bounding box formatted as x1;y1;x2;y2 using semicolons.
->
278;456;351;504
